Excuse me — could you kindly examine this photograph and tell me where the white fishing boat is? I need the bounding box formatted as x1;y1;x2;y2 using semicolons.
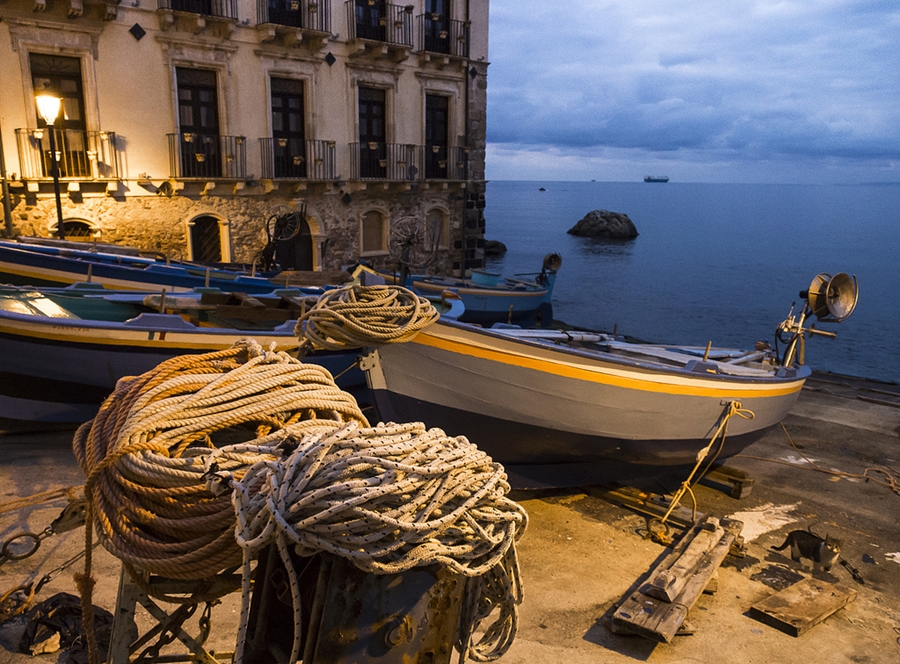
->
361;273;858;486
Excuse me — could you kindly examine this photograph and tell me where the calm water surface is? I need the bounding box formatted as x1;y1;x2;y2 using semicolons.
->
483;181;900;383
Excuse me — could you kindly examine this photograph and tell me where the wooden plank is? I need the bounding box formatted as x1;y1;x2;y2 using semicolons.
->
586;485;704;530
645;518;724;601
611;518;743;643
749;578;857;637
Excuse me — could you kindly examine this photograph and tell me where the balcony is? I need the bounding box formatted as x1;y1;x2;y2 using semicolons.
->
167;133;246;179
416;14;469;60
260;138;336;180
257;0;331;49
350;143;467;182
157;0;238;35
15;128;120;181
345;1;413;62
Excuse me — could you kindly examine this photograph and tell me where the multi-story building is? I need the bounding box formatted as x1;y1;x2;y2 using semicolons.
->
0;0;488;275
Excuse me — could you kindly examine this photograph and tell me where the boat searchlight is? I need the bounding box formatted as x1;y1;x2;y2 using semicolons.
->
777;272;859;366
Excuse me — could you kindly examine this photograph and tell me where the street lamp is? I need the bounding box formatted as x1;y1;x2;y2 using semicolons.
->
35;93;65;240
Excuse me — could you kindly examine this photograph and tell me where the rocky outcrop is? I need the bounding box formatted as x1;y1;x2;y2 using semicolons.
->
484;239;508;256
567;210;638;239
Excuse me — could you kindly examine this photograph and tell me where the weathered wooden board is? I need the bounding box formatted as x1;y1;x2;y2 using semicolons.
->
610;517;743;643
749;578;857;637
646;518;724;601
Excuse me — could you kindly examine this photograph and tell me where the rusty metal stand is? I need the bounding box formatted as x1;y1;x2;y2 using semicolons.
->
107;565;237;664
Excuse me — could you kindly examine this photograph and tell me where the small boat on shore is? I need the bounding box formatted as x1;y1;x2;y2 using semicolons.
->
362;273;858;487
377;253;561;326
0;239;287;293
0;284;362;429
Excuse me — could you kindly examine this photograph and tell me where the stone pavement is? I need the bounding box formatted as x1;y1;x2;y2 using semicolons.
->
1;374;899;663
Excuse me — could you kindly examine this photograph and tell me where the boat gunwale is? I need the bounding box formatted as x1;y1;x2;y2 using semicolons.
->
418;319;810;390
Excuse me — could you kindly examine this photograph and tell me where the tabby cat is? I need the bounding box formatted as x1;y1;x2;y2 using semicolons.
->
772;530;842;572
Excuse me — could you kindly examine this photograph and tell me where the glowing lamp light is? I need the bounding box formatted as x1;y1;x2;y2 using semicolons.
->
35;94;62;125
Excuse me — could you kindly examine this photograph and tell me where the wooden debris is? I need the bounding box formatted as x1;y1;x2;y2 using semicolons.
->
585;485;705;530
749;577;857;637
701;463;755;498
610;516;743;643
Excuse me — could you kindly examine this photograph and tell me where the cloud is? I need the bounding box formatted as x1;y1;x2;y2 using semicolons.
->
485;1;900;181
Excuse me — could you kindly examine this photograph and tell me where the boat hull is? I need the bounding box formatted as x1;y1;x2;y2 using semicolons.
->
0;242;280;293
363;321;809;485
0;309;361;429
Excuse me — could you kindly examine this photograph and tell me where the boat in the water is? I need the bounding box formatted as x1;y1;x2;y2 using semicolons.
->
644;175;670;183
0;239;288;293
377;253;561;326
361;273;859;487
0;283;362;429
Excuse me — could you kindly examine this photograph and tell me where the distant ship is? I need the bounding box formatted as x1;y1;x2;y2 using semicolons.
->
644;175;670;183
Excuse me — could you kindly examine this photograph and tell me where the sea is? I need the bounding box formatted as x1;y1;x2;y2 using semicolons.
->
482;181;900;384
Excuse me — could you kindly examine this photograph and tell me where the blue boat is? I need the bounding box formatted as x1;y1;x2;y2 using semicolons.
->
0;239;288;293
375;253;561;326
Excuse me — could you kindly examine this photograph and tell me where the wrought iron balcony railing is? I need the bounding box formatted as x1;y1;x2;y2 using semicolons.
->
350;142;468;181
158;0;237;20
257;0;330;32
345;0;413;46
15;128;120;180
167;133;246;179
423;145;468;181
259;138;336;180
416;14;469;58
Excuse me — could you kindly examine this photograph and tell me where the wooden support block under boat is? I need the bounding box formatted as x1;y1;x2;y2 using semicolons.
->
610;517;743;643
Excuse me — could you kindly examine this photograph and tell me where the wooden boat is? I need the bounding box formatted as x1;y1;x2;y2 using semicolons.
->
378;253;561;326
0;284;362;429
362;273;858;487
0;239;286;293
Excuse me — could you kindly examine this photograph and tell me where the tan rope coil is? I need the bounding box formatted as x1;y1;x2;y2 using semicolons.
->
295;283;439;350
73;334;526;664
215;419;526;663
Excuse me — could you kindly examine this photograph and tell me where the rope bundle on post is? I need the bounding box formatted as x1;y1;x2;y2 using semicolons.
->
73;331;527;663
295;283;439;350
217;419;527;663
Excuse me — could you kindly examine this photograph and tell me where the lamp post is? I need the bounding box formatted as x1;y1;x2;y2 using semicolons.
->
35;94;66;240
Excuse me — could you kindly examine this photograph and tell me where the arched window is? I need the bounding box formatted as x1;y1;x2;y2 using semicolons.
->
189;216;224;263
50;218;97;241
361;210;387;254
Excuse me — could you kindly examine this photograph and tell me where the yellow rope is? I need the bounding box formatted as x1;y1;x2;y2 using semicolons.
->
295;283;439;350
651;401;755;542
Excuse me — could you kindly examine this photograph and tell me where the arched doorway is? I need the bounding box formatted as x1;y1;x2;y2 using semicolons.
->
189;216;223;263
274;214;313;270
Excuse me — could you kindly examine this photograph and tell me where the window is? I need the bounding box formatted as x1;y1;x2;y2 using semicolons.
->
355;0;386;41
425;94;449;179
423;0;450;54
189;215;224;263
30;54;89;178
271;78;306;178
358;87;386;179
176;67;221;178
361;210;386;254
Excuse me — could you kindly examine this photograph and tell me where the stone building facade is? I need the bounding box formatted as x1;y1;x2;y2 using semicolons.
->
0;0;488;275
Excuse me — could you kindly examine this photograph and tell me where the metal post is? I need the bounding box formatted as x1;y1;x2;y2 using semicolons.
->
0;118;14;238
47;125;66;240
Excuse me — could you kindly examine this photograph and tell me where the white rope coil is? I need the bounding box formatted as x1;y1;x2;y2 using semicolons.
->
215;419;526;663
296;283;440;350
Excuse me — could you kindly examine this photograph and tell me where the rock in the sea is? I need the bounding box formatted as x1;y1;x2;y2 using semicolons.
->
484;239;508;256
567;210;638;239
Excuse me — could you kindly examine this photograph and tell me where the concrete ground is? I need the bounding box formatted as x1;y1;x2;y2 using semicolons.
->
0;373;899;663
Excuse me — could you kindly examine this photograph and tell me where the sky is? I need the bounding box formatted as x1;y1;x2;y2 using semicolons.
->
484;0;900;183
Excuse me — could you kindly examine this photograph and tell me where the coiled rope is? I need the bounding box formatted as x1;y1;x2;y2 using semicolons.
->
295;283;439;351
216;419;526;663
74;328;526;663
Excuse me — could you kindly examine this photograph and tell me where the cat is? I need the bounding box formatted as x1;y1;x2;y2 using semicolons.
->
772;530;842;572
